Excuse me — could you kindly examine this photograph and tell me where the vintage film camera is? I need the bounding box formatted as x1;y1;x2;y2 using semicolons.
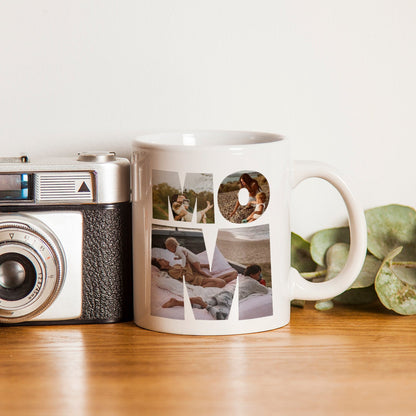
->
0;152;132;324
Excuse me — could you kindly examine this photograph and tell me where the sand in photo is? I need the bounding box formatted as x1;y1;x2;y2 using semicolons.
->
216;225;273;320
216;225;272;286
218;171;270;224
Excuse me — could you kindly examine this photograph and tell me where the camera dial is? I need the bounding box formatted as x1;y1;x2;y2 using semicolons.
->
0;215;65;323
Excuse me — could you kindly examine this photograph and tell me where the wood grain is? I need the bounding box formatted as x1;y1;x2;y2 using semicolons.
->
1;302;416;415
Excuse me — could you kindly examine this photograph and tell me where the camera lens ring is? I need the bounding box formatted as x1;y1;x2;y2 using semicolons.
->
0;243;46;308
0;216;65;323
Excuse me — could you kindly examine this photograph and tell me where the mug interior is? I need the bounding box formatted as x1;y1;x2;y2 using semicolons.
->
134;130;284;147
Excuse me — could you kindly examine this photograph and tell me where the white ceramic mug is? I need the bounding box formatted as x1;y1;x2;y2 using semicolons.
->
132;131;367;335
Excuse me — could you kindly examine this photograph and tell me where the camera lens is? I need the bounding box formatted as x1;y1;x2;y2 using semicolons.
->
0;253;37;301
0;215;65;323
0;260;25;288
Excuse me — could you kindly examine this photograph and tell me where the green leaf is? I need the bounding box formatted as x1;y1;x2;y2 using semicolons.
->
325;243;381;288
378;245;416;285
384;246;403;263
314;300;334;311
366;205;416;261
390;265;416;286
378;245;416;287
310;227;350;267
375;248;416;315
378;246;416;286
291;232;317;273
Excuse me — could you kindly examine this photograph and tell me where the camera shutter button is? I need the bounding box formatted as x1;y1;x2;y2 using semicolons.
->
77;151;116;163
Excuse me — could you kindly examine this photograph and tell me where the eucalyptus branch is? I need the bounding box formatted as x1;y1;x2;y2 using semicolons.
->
292;206;416;315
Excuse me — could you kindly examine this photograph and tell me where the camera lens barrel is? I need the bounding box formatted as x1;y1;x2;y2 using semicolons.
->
0;216;65;323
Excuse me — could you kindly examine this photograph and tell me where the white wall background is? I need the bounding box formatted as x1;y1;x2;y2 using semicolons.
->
0;1;415;238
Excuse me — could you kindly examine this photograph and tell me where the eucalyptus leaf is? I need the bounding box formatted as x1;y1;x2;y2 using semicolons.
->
391;266;416;286
333;286;378;305
325;243;381;288
314;300;334;311
384;246;403;263
380;245;416;285
366;205;416;261
310;227;350;267
375;264;416;315
291;232;317;273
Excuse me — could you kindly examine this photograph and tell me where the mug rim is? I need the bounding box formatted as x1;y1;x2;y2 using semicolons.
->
133;130;286;150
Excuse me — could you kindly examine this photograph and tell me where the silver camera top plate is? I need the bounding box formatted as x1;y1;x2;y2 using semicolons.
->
0;151;130;205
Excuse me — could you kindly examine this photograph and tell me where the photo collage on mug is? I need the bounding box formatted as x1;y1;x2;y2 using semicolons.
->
151;169;273;321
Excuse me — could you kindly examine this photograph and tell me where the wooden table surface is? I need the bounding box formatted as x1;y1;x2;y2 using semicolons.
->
2;302;416;416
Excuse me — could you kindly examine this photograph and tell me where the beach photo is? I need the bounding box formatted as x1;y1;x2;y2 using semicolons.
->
218;171;270;224
216;224;273;320
152;170;215;223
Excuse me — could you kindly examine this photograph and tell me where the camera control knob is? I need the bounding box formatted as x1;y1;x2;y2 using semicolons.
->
77;151;116;163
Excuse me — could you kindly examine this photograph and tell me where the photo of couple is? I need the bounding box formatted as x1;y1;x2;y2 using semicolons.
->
150;225;272;321
152;170;215;223
217;171;270;224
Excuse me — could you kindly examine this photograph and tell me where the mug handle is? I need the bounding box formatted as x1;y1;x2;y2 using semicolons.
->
289;161;367;301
